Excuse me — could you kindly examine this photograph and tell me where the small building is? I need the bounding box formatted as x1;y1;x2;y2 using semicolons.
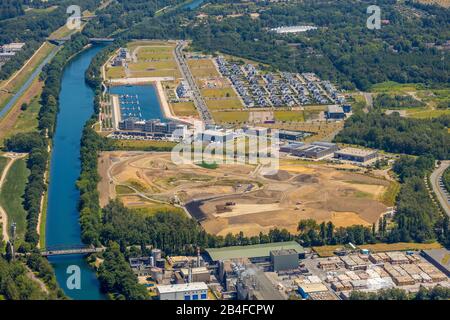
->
270;249;299;271
334;147;378;163
326;105;345;119
156;282;208;300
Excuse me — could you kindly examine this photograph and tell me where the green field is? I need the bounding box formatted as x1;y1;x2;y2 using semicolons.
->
371;81;423;93
274;110;305;122
212;111;249;123
206;99;243;110
171;102;198;117
112;140;177;151
105;66;126;79
0;158;30;241
201;88;236;98
4;94;41;139
407;108;450;119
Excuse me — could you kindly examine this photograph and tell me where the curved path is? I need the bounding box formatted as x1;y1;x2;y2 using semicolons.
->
430;161;450;217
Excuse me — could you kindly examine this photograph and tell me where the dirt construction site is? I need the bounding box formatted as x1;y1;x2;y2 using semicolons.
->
98;152;392;236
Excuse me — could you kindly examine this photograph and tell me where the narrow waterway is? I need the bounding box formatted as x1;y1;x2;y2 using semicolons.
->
0;46;59;119
46;45;105;300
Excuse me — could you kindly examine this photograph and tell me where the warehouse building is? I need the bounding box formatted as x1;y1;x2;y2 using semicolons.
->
326;105;346;119
422;248;450;277
334;147;378;163
205;241;305;263
291;142;339;159
270;249;299;271
156;282;208;300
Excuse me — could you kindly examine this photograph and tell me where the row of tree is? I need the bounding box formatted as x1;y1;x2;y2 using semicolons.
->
350;286;450;300
374;93;425;109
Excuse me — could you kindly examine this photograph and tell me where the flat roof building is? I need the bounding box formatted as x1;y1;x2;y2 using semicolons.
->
205;241;305;262
334;147;378;163
292;141;338;159
326;105;345;119
278;130;310;141
421;248;450;277
156;282;208;300
270;249;299;271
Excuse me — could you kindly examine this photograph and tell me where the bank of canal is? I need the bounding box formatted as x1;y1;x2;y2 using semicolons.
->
46;45;105;300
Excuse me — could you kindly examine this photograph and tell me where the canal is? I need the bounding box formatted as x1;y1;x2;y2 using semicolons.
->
46;45;105;300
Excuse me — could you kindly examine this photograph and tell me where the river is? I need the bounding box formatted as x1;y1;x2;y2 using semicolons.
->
46;45;105;300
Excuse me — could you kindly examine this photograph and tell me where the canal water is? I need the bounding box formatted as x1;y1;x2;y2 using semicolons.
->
46;45;105;300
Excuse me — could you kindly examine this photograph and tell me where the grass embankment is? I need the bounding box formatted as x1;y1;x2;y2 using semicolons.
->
0;157;8;176
111;140;177;151
443;166;450;193
0;42;55;112
0;158;30;241
379;180;401;206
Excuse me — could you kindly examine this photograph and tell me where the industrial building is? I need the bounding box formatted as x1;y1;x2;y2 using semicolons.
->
205;241;305;263
278;130;311;141
279;142;305;153
196;129;235;143
291;142;339;159
422;248;450;277
270;249;299;271
156;282;208;300
334;147;378;163
326;105;346;119
180;267;211;283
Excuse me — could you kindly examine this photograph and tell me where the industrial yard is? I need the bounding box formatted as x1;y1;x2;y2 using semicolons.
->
98;151;393;236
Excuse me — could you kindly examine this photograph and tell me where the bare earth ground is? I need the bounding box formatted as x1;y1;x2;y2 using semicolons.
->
99;152;390;236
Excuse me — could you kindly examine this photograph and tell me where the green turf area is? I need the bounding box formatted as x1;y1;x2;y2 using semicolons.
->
0;158;30;241
5;94;41;138
443;167;450;193
105;66;126;79
201;88;236;98
274;110;305;122
196;161;218;169
116;185;135;195
131;204;185;217
0;157;8;177
111;139;177;151
206;99;243;110
212;111;249;123
407;109;450;119
171;102;198;117
370;81;424;93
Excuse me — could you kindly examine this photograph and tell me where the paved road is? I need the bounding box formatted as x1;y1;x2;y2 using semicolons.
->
430;161;450;217
174;41;213;124
362;92;373;113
